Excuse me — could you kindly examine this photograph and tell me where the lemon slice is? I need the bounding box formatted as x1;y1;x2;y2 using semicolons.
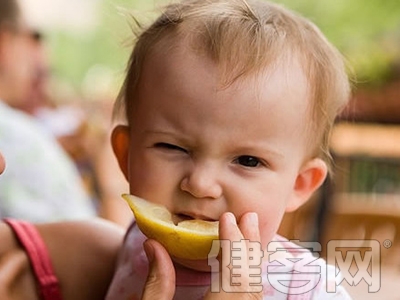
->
122;194;219;260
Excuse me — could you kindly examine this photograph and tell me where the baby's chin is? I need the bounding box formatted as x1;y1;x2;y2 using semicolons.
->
172;256;216;272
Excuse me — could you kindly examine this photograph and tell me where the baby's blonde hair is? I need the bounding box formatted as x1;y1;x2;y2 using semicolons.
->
115;0;350;168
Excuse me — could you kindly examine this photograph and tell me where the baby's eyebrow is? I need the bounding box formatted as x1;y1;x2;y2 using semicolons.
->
234;145;284;159
143;130;179;137
143;130;190;142
144;129;171;134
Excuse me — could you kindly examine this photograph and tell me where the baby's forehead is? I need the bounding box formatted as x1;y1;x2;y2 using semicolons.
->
144;33;309;92
139;39;311;117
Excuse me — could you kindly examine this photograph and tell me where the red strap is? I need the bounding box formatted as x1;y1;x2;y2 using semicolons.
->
3;219;63;300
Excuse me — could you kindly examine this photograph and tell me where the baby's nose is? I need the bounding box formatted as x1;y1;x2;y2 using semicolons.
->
180;163;222;200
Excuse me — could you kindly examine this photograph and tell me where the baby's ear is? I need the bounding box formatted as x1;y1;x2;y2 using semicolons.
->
285;158;328;212
111;125;130;181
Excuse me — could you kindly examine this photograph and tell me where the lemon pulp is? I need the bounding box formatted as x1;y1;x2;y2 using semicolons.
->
122;194;219;260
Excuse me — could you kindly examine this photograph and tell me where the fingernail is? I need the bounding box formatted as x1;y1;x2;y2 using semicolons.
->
143;240;154;263
226;212;237;225
248;212;258;224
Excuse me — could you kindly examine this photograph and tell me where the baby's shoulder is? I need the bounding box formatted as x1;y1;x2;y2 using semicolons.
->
121;220;147;252
263;235;352;299
267;235;322;261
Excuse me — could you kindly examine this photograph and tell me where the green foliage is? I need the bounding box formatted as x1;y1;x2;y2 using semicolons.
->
48;0;400;92
276;0;400;85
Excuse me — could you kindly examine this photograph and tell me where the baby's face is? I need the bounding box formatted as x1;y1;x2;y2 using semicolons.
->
116;44;327;268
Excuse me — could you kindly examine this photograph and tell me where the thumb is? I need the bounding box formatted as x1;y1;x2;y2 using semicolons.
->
141;239;176;300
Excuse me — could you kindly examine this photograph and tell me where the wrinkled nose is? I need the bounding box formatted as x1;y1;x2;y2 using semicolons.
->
180;163;222;200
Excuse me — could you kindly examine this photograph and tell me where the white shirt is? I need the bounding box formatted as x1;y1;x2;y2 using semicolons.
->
0;101;96;222
106;222;352;300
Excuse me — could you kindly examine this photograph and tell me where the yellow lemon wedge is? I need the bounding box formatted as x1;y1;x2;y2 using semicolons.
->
122;194;219;260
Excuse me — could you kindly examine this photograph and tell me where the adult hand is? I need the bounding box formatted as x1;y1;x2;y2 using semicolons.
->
141;239;176;300
141;212;263;300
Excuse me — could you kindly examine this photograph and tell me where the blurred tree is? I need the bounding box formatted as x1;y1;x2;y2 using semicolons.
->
47;0;400;94
46;0;169;97
276;0;400;85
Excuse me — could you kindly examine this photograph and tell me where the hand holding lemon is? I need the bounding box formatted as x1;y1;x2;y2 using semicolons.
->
123;194;262;299
140;211;263;300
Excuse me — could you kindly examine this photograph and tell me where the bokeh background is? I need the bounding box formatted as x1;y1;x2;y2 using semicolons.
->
21;0;400;102
18;1;400;299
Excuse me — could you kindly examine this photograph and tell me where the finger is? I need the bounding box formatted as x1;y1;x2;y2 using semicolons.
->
218;212;243;263
238;212;261;243
218;212;243;241
141;239;175;300
208;212;263;300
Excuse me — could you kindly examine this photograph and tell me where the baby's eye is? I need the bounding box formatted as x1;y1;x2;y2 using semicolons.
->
154;142;188;153
235;156;261;167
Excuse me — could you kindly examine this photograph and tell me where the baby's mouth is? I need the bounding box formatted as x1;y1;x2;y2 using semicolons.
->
172;213;216;225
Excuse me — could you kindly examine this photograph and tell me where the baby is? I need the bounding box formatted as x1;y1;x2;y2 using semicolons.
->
107;0;351;299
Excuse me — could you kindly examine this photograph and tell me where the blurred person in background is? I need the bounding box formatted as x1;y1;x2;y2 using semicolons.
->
14;29;48;115
13;27;88;160
0;0;96;222
9;15;132;226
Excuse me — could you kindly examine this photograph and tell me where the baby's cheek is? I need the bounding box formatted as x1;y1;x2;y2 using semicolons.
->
258;217;283;249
